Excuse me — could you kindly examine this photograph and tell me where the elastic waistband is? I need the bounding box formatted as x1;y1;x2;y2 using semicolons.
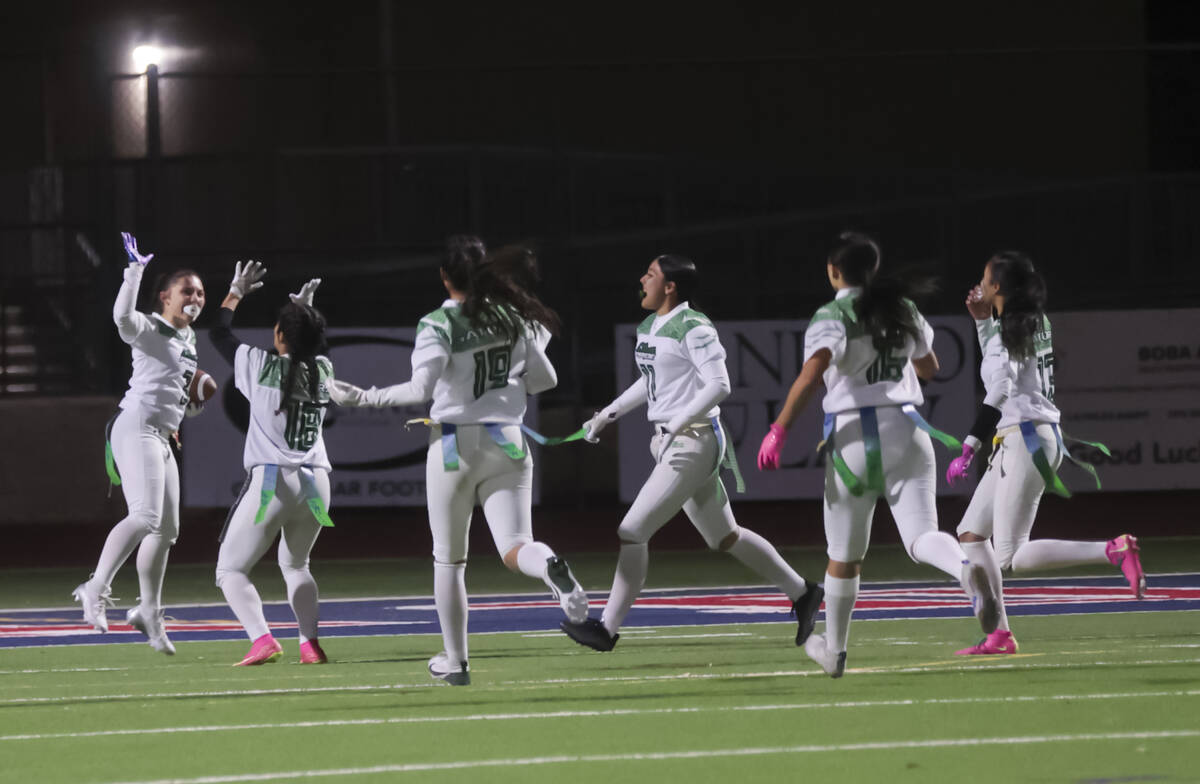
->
996;421;1057;441
828;403;907;419
655;421;712;435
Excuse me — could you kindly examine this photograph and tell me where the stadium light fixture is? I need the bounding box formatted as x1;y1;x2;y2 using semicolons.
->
131;45;164;73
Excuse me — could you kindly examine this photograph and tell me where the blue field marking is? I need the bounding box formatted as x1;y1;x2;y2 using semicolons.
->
2;573;1197;649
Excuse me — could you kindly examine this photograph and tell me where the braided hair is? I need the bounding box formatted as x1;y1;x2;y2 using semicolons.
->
274;302;329;414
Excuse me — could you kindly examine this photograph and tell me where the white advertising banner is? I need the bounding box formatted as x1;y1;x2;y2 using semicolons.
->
1052;308;1200;492
182;327;538;508
615;317;977;502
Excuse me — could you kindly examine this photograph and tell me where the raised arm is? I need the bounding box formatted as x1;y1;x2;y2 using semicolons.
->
211;260;268;366
112;232;156;344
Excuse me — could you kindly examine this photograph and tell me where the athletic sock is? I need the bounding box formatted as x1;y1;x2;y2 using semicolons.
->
823;573;859;653
1011;539;1108;571
433;561;469;663
282;566;320;644
726;528;807;600
911;530;969;580
219;571;271;641
961;540;1009;632
601;542;648;635
135;532;171;611
90;516;147;591
514;541;557;581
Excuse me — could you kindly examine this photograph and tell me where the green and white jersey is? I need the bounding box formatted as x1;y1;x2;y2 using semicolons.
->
234;345;333;471
416;300;556;425
633;302;728;425
975;314;1060;429
804;287;934;415
114;264;199;432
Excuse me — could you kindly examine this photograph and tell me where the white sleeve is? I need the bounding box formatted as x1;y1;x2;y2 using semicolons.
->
975;317;997;351
112;265;155;344
684;324;727;372
912;311;935;359
360;320;448;407
980;333;1015;409
234;344;264;399
666;371;731;433
804;318;847;364
521;323;558;396
603;375;648;419
665;327;732;431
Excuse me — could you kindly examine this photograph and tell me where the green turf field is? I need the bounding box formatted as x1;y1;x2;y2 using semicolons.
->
3;540;1199;783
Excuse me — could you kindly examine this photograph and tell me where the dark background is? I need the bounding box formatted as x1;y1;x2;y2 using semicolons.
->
1;1;1198;561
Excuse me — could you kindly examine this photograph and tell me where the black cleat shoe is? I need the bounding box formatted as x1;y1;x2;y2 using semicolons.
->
791;579;825;646
560;617;619;652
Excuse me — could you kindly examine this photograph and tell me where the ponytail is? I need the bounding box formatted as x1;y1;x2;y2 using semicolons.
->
443;236;561;342
828;231;934;354
274;303;329;414
989;250;1047;359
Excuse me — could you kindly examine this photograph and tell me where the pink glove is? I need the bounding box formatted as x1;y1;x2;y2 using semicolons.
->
757;424;788;471
946;443;976;485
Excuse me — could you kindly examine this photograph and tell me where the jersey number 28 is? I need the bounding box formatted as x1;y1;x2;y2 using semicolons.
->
865;351;905;384
283;401;322;450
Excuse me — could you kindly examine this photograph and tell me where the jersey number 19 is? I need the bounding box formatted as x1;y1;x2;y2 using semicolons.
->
472;346;512;399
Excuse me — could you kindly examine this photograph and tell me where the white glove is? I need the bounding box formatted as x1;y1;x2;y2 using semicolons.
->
583;407;619;443
289;278;321;307
328;379;366;407
229;260;266;299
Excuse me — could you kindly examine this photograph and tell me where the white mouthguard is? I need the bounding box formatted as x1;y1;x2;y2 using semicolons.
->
183;304;202;319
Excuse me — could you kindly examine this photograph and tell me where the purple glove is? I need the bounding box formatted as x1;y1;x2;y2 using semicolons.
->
946;443;976;485
757;424;788;471
121;232;154;266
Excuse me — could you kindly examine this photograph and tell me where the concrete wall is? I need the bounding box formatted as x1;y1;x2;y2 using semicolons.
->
0;396;126;524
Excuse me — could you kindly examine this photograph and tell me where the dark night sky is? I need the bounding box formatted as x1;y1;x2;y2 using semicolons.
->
2;1;1199;398
5;1;1196;172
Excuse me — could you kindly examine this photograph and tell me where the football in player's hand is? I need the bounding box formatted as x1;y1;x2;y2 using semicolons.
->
186;369;218;417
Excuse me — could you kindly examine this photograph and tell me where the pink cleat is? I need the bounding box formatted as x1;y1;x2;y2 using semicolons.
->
1106;534;1146;599
956;629;1018;656
235;634;283;666
300;640;328;664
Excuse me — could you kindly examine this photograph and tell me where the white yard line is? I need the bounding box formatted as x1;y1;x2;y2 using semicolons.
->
4;688;1198;742
4;656;1200;706
99;730;1200;784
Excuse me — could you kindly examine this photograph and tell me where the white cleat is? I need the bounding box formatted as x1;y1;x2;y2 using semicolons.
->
72;581;114;633
126;605;176;655
803;633;847;678
427;652;470;686
960;561;1000;635
545;556;589;624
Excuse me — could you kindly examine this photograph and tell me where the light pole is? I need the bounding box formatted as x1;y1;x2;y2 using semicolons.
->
131;45;164;242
